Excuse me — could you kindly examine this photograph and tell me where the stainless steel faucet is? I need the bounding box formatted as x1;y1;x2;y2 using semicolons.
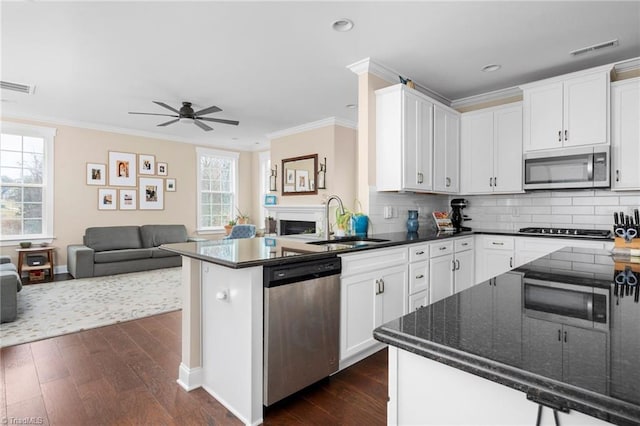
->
325;195;345;240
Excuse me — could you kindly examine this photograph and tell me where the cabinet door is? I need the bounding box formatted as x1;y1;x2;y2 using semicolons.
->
493;105;523;193
611;292;640;404
461;111;494;193
611;78;640;190
378;264;409;324
433;106;460;193
409;261;428;294
523;82;564;152
429;254;454;304
492;272;523;366
403;91;433;191
409;290;429;312
483;250;514;281
522;316;564;381
562;325;607;394
454;249;474;293
340;273;377;360
563;72;608;147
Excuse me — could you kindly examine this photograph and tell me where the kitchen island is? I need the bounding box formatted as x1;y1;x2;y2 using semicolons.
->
374;247;640;425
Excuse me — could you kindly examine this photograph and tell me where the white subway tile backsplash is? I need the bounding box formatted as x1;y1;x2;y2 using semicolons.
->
532;214;572;223
551;206;594;215
552;190;595;197
518;206;552;215
496;198;532;206
573;196;619;206
619;196;640;205
534;197;572;206
572;215;615;225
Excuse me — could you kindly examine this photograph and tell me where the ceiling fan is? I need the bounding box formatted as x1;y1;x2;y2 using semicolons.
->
129;101;239;132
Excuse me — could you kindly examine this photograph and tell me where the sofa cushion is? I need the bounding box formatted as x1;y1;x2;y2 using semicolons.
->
93;248;153;264
140;225;188;248
84;226;143;252
0;263;17;272
149;247;180;259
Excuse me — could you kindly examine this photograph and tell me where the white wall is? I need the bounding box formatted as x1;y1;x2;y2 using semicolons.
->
462;189;640;231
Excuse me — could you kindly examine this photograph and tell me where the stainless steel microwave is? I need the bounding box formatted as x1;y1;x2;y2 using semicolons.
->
523;146;610;190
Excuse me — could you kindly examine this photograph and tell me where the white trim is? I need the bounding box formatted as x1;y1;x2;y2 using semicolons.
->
196;148;239;232
195;146;240;160
266;116;357;140
202;384;263;426
613;56;640;74
177;363;203;391
346;57;451;106
519;63;615;90
451;86;522;109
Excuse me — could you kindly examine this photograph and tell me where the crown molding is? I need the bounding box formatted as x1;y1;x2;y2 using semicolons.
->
450;86;522;109
613;56;640;73
266;117;357;140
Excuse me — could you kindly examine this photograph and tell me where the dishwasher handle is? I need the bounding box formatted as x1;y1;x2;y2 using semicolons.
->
264;257;342;287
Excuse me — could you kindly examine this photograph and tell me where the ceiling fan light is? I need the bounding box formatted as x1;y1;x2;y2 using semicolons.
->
179;117;194;124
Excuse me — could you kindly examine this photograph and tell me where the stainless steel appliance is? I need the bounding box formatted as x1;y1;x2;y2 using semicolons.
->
263;257;341;406
518;227;612;239
523;145;609;190
523;274;609;331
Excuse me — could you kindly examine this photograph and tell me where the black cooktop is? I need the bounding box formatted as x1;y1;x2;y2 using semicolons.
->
518;227;612;239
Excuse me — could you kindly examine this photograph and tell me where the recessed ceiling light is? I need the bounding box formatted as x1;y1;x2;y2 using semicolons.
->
332;18;354;32
346;104;357;109
481;64;502;73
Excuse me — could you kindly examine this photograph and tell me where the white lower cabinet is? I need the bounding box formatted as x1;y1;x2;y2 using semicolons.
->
475;235;515;283
340;247;408;366
429;253;454;304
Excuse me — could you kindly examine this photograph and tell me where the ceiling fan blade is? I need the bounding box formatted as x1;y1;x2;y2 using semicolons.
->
157;119;180;127
152;101;181;114
129;112;178;117
193;120;213;131
194;105;222;116
198;117;240;126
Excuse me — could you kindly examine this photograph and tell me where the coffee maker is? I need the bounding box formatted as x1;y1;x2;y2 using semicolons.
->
450;198;471;232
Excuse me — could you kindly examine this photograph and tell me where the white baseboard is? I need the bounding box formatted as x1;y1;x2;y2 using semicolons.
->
338;342;386;371
176;363;203;391
201;384;264;426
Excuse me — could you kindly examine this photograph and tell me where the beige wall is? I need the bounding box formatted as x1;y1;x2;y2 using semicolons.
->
269;124;358;210
1;117;253;268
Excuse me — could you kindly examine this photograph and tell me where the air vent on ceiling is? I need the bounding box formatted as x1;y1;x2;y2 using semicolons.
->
570;39;619;56
0;80;35;94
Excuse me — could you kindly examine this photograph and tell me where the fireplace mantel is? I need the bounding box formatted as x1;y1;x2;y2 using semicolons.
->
265;204;325;237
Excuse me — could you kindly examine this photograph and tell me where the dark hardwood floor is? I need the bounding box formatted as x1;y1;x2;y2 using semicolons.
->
1;310;388;425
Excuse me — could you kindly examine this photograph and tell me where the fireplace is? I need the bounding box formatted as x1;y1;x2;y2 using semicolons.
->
265;204;325;238
280;220;316;236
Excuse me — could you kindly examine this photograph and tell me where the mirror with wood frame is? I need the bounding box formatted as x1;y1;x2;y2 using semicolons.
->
281;154;318;195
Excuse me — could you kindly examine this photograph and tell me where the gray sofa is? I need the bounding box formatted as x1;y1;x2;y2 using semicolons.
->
67;224;190;279
1;255;22;323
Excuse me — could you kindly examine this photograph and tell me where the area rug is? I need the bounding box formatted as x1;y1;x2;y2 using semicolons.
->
0;267;182;348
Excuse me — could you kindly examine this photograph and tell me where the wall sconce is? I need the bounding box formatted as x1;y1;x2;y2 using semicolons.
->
317;157;327;190
269;164;277;192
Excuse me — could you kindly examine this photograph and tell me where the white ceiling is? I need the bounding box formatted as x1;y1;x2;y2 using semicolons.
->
2;1;639;151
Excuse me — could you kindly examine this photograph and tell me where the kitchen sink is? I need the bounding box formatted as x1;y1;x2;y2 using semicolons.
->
307;237;390;249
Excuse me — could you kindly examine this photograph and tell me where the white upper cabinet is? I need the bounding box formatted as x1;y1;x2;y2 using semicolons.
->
376;84;434;192
611;77;640;191
433;105;461;193
522;66;611;152
460;103;523;194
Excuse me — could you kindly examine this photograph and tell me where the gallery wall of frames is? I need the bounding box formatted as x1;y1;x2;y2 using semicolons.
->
86;151;176;211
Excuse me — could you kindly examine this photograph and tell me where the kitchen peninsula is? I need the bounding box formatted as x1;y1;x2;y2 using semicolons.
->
374;248;640;425
161;231;628;425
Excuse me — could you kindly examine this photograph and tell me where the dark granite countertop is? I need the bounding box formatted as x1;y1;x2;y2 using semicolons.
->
161;228;613;269
374;248;640;425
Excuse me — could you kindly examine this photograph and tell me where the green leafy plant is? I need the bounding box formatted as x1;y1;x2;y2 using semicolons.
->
235;207;250;223
335;208;353;231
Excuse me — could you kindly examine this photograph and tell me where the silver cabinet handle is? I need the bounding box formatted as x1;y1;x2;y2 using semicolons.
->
416;274;424;279
380;278;385;294
439;246;447;251
375;279;381;295
616;169;620;182
417;172;424;184
446;177;451;187
416;250;425;255
489;177;493;187
564;331;568;343
452;260;456;271
564;130;568;141
455;259;460;270
558;330;561;341
494;176;497;187
509;257;513;268
558;130;562;142
461;242;468;246
492;242;504;246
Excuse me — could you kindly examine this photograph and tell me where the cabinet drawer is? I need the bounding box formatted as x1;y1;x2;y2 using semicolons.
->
430;241;454;258
340;247;408;277
409;290;429;312
454;237;474;252
409;261;428;294
482;236;514;250
409;244;429;262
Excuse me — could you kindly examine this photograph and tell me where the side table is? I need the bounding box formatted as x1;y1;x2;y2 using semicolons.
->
16;246;55;283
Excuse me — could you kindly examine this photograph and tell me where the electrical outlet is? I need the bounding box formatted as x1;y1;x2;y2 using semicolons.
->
384;206;393;219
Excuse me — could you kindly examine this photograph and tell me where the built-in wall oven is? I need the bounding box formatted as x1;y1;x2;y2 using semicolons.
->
523;273;609;331
523;145;609;190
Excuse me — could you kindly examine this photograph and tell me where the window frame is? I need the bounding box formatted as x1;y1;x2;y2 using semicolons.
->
196;147;239;234
0;122;56;245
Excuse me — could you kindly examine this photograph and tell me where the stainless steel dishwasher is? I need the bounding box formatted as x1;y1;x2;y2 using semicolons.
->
263;256;341;406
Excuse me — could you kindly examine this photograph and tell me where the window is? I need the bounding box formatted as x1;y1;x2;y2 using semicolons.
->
196;147;239;232
258;151;271;227
0;122;56;243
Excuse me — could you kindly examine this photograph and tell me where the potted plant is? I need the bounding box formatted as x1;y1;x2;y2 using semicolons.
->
335;209;353;237
224;219;236;236
265;216;277;234
235;207;250;224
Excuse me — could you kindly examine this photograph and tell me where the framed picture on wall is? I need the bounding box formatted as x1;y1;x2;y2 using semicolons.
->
119;189;137;210
139;154;156;175
157;162;168;176
139;177;164;210
108;151;137;186
285;168;295;184
295;170;309;192
98;188;117;210
86;163;106;185
264;194;277;205
165;178;176;192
